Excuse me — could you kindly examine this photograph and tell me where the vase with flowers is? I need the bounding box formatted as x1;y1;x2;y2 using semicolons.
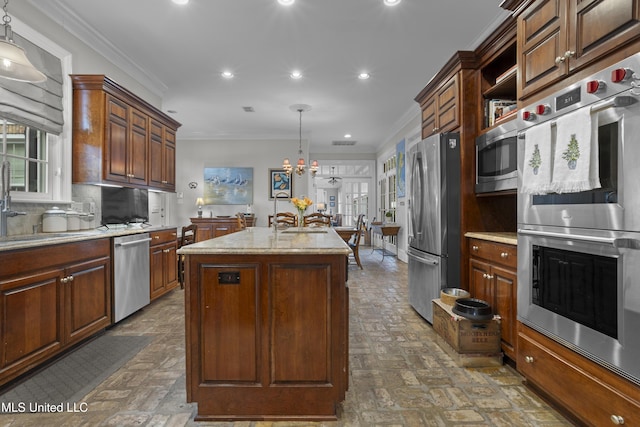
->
291;196;313;227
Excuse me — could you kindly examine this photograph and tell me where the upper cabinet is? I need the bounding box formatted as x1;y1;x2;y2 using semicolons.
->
414;51;477;139
71;75;181;191
518;0;640;98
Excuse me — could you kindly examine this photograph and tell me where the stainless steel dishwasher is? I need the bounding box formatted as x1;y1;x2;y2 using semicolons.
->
113;233;151;322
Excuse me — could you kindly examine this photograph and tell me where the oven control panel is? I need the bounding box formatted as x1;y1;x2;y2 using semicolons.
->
519;53;640;126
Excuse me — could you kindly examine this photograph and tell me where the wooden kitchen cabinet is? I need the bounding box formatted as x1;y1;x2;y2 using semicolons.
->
190;216;256;241
518;323;640;426
0;239;111;387
518;0;640;98
71;75;181;191
149;228;179;301
415;51;477;139
468;238;517;360
149;120;176;190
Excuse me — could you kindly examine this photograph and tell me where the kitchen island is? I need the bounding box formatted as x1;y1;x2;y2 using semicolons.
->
178;227;351;421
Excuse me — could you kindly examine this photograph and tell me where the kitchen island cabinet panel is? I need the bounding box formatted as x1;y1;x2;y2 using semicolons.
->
200;265;259;383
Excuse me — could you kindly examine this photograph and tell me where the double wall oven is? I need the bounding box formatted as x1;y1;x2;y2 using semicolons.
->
517;53;640;385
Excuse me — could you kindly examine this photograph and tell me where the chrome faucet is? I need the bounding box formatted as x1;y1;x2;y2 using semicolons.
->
1;161;27;237
273;191;290;234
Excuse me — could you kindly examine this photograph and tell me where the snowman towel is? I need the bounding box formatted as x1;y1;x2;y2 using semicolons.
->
521;121;552;194
550;107;600;193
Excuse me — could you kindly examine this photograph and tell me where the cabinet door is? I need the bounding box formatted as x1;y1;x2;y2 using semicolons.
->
104;95;129;183
568;0;640;72
435;74;459;133
65;257;112;343
149;120;164;188
195;224;213;242
150;243;166;300
469;258;492;304
493;264;517;359
129;108;148;186
0;270;63;369
518;0;568;98
163;129;176;190
163;242;179;292
421;96;437;139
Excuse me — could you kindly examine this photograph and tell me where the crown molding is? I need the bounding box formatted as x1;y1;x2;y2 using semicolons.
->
28;0;167;98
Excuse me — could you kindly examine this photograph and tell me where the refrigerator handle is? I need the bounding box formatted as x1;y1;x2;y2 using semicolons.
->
408;248;439;265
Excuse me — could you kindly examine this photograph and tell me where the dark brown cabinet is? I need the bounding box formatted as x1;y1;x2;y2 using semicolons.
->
149;120;176;190
468;238;517;360
190;216;256;241
71;75;181;191
518;323;640;426
0;239;111;387
418;73;460;138
518;0;640;98
149;228;179;301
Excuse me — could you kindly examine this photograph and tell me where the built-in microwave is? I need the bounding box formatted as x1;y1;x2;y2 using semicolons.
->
475;119;518;194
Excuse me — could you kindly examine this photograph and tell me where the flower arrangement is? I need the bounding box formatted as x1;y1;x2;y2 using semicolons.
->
291;196;313;225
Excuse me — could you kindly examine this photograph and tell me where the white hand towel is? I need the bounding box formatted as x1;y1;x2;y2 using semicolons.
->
550;107;600;193
521;121;552;194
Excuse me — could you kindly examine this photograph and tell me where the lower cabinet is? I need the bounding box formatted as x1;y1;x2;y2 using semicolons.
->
190;216;256;241
468;238;517;360
518;323;640;426
0;239;111;387
149;228;179;301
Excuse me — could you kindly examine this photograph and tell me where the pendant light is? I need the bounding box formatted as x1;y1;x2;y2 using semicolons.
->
282;104;318;177
0;0;46;83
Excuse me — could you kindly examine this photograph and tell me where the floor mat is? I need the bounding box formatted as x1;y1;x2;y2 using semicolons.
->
0;335;152;406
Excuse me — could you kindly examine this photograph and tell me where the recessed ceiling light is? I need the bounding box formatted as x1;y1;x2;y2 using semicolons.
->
383;0;401;5
172;0;189;5
278;0;295;5
290;70;303;79
358;72;371;80
344;134;352;138
221;71;234;79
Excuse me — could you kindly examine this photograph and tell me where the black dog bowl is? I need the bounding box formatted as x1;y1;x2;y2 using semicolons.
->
452;298;493;321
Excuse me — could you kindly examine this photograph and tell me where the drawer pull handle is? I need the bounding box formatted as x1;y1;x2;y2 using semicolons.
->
472;245;479;251
483;274;493;280
525;356;534;364
611;415;625;425
500;252;508;258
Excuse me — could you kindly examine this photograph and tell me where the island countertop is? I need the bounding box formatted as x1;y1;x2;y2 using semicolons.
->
177;226;351;255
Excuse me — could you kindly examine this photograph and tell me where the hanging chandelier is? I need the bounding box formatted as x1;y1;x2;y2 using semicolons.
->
0;0;47;83
283;104;318;177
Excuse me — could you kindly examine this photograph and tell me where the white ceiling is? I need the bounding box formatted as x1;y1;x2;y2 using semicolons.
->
30;0;510;154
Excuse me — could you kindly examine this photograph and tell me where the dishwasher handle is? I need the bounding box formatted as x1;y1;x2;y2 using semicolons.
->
115;237;153;247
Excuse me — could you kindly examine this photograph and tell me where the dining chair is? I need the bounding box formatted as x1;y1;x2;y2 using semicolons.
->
269;212;298;227
179;224;197;288
348;220;366;269
303;212;331;227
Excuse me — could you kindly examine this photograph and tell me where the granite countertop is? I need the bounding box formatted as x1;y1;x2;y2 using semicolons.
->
464;231;517;246
178;226;351;255
0;225;177;252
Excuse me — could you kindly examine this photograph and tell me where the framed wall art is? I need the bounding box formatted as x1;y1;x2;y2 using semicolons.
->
203;167;253;205
269;168;292;199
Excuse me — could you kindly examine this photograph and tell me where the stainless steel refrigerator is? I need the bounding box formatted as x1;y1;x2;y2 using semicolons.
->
407;132;460;323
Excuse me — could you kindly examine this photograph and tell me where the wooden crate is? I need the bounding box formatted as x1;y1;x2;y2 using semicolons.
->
436;336;503;367
432;298;501;354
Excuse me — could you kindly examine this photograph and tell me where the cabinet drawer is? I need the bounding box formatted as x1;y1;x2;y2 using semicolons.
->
468;239;516;268
518;329;640;426
150;229;178;246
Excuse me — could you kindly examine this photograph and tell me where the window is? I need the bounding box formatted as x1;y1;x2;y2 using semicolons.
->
380;154;396;222
1;120;48;193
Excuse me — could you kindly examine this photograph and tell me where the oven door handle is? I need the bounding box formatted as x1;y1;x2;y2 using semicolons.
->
519;228;640;249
